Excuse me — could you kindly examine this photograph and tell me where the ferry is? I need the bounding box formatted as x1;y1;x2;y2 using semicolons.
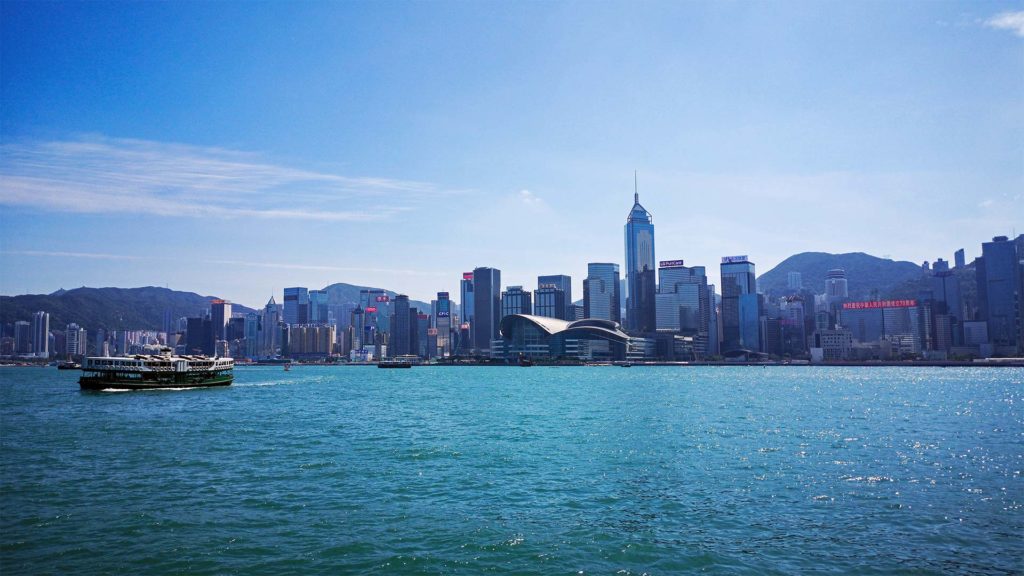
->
79;348;234;390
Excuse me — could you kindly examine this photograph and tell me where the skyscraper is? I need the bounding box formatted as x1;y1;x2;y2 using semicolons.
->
260;296;281;357
65;323;87;357
308;289;329;325
534;285;568;319
978;236;1020;353
391;295;411;356
537;275;571;318
31;311;49;358
283;287;309;325
13;321;30;355
721;256;756;353
210;299;231;345
460;272;475;330
787;272;803;291
825;269;849;301
583;263;621;322
954;248;966;269
501;286;532;317
472;267;501;352
624;187;656;333
435;292;452;357
655;261;713;357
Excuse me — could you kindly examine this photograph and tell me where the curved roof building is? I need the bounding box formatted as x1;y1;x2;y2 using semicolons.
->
498;314;630;360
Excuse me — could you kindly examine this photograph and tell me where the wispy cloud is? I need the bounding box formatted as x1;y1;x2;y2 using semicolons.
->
1;249;446;277
983;10;1024;36
0;136;461;222
2;250;144;261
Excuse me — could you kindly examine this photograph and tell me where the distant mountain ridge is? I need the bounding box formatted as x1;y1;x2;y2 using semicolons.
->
757;252;926;299
321;283;433;313
0;287;255;332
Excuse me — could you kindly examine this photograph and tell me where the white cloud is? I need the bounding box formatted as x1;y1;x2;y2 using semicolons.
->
0;136;461;222
518;189;544;206
984;10;1024;36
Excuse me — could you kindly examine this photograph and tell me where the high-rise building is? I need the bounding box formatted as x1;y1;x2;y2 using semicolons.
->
655;261;713;357
31;311;49;358
929;262;963;351
435;292;452;357
954;249;966;269
65;323;87;357
283;287;309;325
259;296;281;358
978;236;1020;353
501;286;532;317
787;272;803;291
185;316;212;355
583;263;621;322
534;285;567;319
624;189;656;333
825;269;849;301
13;321;31;355
460;272;475;332
720;256;756;353
210;299;231;345
472;267;501;352
308;289;329;325
537;275;571;318
391;295;412;356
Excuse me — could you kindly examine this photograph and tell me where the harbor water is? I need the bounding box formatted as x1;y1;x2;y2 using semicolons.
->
1;365;1021;574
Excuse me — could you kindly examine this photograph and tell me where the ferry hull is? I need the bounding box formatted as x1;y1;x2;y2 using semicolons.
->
79;374;233;391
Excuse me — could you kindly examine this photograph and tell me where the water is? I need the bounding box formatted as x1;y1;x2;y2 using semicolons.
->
1;366;1021;574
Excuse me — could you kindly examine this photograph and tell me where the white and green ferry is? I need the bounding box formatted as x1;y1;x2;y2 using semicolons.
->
79;348;234;390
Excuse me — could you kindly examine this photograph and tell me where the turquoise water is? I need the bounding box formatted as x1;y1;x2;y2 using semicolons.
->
1;366;1021;574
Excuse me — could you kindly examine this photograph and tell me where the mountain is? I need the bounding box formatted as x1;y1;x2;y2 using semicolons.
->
757;252;926;299
0;287;254;332
322;283;433;313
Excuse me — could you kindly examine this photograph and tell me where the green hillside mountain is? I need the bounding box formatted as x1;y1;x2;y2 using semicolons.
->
0;287;254;332
322;283;433;313
757;252;926;299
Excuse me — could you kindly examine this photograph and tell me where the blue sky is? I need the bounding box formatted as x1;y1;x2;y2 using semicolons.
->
1;1;1021;308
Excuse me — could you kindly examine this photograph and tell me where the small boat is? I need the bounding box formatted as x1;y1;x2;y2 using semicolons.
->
378;360;412;369
619;362;633;368
517;354;534;367
57;361;81;370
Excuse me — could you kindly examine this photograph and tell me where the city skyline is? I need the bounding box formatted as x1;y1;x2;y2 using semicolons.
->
2;1;1022;307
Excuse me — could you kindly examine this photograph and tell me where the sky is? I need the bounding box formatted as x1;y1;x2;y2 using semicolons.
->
1;1;1022;309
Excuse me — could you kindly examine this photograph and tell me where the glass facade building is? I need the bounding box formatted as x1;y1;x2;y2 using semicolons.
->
501;286;532;318
283;287;309;325
584;263;621;322
720;257;756;353
472;267;501;352
534;285;567;319
537;275;572;318
624;192;656;333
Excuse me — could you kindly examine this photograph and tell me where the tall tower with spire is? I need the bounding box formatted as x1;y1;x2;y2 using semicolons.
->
624;174;656;333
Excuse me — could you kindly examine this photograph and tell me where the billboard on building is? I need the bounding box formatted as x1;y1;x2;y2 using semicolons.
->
721;255;749;264
659;260;685;268
842;299;917;310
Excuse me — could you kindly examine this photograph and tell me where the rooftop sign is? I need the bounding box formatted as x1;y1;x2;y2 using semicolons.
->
721;255;749;264
365;306;378;313
375;295;390;303
842;299;917;310
463;272;474;280
659;259;685;268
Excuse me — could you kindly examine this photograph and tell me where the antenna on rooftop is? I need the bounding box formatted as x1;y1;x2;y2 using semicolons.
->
634;170;638;203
